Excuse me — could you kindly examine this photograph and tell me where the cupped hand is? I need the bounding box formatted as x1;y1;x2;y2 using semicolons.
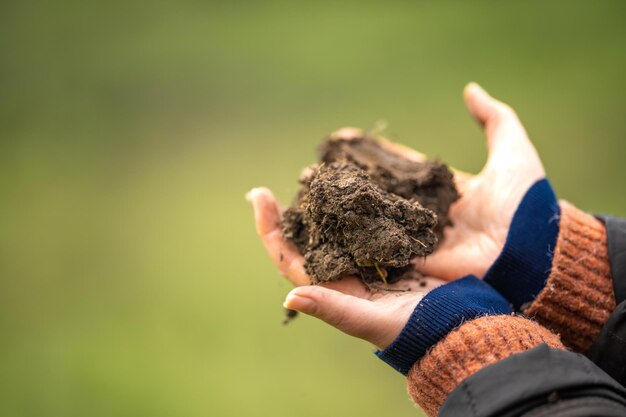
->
247;187;446;350
414;83;545;280
246;82;545;349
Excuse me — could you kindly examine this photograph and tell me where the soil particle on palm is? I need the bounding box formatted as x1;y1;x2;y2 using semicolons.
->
282;131;459;285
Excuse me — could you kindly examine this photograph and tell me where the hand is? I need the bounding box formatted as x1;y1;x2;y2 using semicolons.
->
247;187;445;350
413;83;545;280
246;82;544;350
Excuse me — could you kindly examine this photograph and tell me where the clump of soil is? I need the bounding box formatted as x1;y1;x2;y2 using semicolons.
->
282;130;459;285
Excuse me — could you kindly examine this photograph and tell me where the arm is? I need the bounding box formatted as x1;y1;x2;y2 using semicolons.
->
249;187;626;417
247;83;626;416
374;275;626;417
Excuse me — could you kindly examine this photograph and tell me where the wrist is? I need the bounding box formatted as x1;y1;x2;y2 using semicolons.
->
376;276;511;375
483;178;560;311
481;179;615;352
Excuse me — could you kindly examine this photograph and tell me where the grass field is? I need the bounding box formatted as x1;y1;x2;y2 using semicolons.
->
1;1;625;416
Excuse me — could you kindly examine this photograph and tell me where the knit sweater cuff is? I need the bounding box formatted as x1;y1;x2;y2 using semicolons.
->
523;201;616;353
407;315;565;417
376;276;511;375
483;179;560;310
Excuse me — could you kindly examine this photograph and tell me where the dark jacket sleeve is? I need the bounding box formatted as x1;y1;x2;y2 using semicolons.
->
440;345;626;417
589;215;626;386
438;215;626;417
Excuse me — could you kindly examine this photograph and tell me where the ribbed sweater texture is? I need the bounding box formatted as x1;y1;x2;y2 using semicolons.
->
407;315;564;416
523;201;616;353
406;201;615;416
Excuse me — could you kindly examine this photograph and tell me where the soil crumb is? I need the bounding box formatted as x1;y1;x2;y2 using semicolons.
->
282;130;459;285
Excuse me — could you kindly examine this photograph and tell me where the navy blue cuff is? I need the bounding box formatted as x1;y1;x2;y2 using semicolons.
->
483;179;560;311
376;276;512;375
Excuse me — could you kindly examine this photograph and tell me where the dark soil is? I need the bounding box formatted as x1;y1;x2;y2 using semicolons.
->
282;132;459;285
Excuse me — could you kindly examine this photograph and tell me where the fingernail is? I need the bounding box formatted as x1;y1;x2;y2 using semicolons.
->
283;290;316;312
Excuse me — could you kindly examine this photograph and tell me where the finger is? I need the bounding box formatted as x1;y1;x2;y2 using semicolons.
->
321;276;371;298
378;138;427;163
412;247;463;281
463;83;543;174
379;135;473;185
413;225;500;280
331;126;427;163
329;126;365;140
414;247;480;281
463;83;527;154
246;187;310;286
463;82;522;139
284;285;393;349
374;131;478;190
330;126;470;187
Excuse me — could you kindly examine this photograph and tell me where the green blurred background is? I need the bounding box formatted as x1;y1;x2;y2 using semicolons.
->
1;1;625;416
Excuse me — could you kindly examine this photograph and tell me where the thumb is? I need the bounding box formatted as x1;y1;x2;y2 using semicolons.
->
463;82;543;175
463;82;521;136
284;286;391;349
